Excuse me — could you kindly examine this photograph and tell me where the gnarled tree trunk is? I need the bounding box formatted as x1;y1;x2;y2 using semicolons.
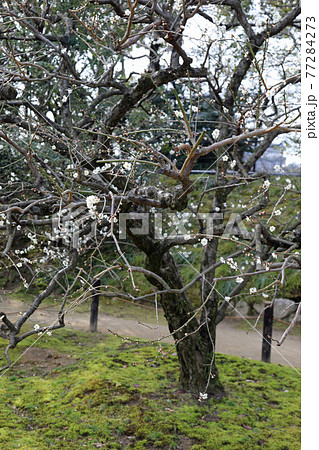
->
146;250;223;396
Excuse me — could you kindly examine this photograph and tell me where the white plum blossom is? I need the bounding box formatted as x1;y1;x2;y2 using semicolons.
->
33;324;40;331
272;252;278;259
230;160;236;169
235;277;244;283
201;238;208;246
262;293;269;298
86;195;100;211
222;155;229;161
226;258;238;270
113;144;121;157
123;162;132;171
269;226;276;232
274;210;282;216
198;392;208;401
250;287;257;294
225;296;231;301
274;165;281;172
212;129;220;140
262;180;270;190
175;110;183;118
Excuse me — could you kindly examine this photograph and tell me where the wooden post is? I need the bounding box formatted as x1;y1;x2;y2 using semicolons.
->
261;302;273;363
90;279;100;332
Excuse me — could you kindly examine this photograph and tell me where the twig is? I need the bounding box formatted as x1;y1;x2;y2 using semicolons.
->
276;303;301;346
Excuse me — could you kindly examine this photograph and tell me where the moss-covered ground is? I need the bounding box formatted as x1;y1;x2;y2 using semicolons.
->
0;330;300;449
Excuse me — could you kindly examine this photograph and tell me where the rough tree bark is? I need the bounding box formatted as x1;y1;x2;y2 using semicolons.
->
146;250;223;395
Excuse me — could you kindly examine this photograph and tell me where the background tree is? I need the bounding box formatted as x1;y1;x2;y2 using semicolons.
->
0;0;301;397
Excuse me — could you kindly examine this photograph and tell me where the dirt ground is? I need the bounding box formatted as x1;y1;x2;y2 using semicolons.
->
0;296;300;369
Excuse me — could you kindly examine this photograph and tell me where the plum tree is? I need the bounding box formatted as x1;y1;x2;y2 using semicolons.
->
0;0;301;397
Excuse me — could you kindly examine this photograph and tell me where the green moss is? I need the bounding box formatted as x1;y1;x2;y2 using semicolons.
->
0;330;300;449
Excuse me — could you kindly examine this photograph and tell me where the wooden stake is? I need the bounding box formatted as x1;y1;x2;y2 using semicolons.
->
261;302;273;363
90;279;101;332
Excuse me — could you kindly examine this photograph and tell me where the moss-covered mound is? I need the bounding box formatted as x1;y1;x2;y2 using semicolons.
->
0;330;300;449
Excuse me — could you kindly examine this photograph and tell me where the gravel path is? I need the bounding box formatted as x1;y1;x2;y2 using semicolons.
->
0;297;300;369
